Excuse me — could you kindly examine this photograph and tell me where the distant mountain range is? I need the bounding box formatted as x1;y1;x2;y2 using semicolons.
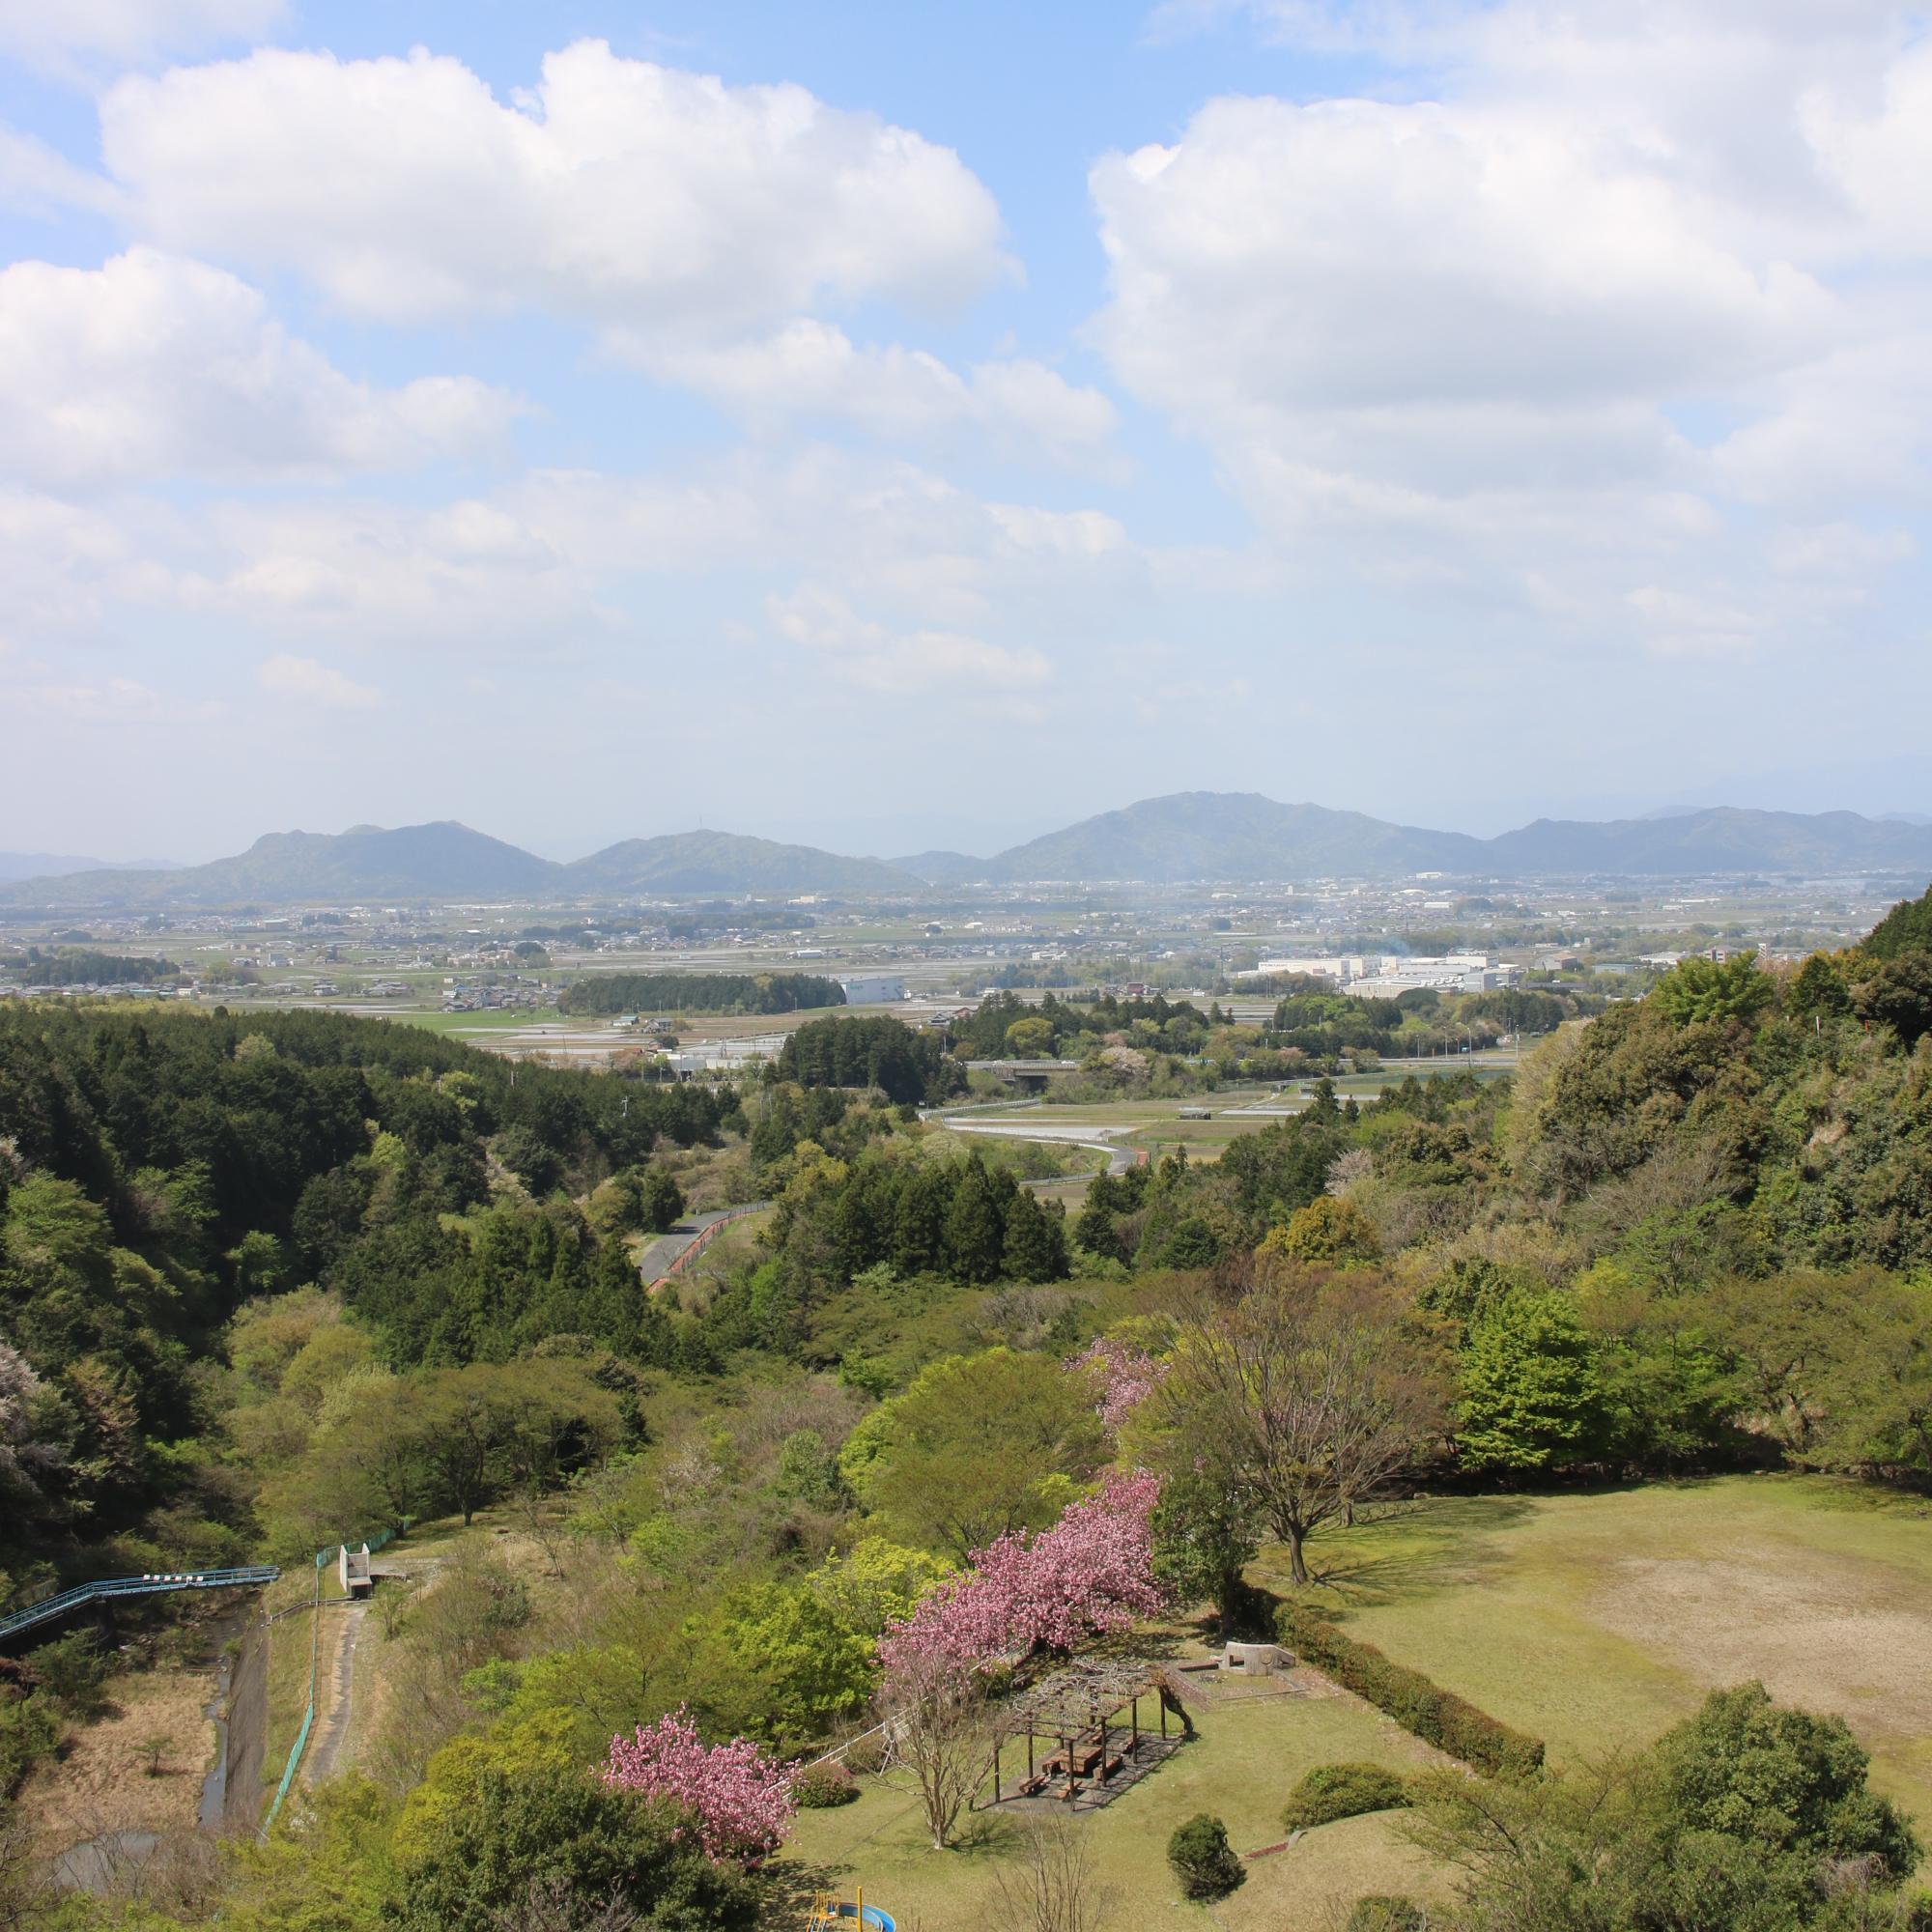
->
5;794;1932;907
0;851;175;886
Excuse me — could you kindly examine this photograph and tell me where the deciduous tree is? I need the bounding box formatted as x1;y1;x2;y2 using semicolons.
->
1154;1272;1438;1584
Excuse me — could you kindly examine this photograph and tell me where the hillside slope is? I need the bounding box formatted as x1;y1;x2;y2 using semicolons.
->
0;823;560;906
566;832;918;895
981;792;1485;881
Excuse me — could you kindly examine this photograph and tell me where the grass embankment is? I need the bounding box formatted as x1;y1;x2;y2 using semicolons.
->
260;1566;324;1801
783;1679;1441;1932
1253;1476;1932;1826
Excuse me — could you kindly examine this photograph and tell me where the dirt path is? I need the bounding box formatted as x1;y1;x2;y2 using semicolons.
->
303;1602;369;1784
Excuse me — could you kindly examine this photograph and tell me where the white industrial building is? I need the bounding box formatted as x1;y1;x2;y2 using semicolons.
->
662;1033;789;1075
838;974;908;1005
1235;952;1519;996
1344;955;1521;998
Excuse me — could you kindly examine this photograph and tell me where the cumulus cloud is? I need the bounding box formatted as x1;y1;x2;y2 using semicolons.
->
1092;0;1932;655
0;0;284;73
0;248;522;488
99;41;1009;346
256;653;381;709
631;320;1118;466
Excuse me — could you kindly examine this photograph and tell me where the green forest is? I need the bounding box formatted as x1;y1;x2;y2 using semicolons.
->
5;884;1932;1931
558;973;845;1017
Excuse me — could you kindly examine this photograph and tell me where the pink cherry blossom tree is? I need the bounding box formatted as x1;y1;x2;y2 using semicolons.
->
878;1472;1165;1683
603;1706;795;1864
1070;1337;1168;1432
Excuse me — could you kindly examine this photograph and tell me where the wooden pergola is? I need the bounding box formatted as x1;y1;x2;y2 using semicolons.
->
978;1660;1193;1811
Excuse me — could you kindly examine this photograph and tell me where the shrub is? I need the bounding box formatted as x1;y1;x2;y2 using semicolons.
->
25;1631;112;1719
838;1730;887;1776
0;1695;60;1798
1347;1897;1428;1932
792;1761;859;1809
1275;1602;1545;1779
1167;1813;1246;1900
1282;1762;1410;1831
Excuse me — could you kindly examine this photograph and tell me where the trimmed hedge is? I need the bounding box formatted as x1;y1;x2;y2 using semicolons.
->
1282;1761;1410;1831
1276;1602;1545;1779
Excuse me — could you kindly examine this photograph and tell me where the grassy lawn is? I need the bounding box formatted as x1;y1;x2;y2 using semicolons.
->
388;1007;568;1035
1254;1476;1932;1826
781;1684;1442;1932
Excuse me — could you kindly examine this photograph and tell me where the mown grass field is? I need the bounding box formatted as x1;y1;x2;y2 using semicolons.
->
782;1675;1442;1932
1253;1476;1932;1826
787;1476;1932;1931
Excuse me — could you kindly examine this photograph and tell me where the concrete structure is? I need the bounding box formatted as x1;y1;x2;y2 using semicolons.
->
964;1058;1081;1094
1235;952;1521;996
1218;1641;1291;1677
337;1543;373;1598
663;1033;789;1076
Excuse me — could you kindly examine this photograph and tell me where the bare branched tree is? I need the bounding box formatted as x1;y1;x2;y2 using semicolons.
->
1156;1270;1442;1583
486;1873;641;1932
992;1812;1115;1932
881;1653;997;1851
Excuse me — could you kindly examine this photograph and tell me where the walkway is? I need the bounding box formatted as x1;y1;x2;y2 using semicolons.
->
302;1600;370;1783
0;1566;281;1648
637;1203;769;1287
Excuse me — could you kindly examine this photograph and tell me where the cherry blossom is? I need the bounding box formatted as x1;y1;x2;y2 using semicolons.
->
603;1705;795;1863
1070;1336;1167;1431
878;1472;1165;1685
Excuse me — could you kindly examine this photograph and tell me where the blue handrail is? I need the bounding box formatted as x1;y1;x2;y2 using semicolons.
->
0;1565;282;1644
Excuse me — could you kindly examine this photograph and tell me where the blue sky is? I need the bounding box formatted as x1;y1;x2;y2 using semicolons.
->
3;1;1931;863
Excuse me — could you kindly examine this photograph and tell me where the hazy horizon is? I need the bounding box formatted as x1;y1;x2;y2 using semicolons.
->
18;781;1932;876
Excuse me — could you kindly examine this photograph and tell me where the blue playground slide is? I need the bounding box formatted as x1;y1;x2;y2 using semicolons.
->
834;1907;895;1931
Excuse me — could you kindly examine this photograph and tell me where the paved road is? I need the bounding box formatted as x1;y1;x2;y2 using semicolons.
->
637;1203;770;1285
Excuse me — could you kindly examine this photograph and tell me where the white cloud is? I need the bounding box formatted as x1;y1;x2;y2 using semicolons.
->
1092;0;1932;656
256;653;381;709
765;583;1051;695
0;0;283;73
99;41;1009;346
173;496;597;650
0;248;522;488
1803;40;1932;260
0;126;124;216
0;487;153;648
631;319;1118;466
